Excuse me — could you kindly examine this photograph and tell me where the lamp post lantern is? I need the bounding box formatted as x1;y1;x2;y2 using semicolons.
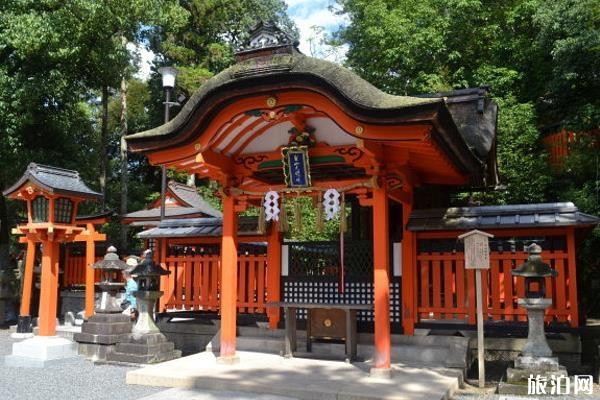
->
158;66;178;221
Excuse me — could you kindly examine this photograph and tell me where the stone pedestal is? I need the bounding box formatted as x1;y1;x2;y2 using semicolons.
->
74;313;132;361
498;298;568;395
106;332;181;364
105;291;180;364
4;336;77;368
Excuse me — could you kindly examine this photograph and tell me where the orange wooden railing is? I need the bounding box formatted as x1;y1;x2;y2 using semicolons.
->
63;252;102;286
543;129;576;169
416;250;577;326
163;254;269;313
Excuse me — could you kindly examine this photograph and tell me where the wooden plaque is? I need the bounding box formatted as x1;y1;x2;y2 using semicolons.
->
459;230;494;270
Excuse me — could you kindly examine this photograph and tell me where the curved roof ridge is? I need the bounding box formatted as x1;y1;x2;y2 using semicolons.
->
126;51;441;144
3;162;102;200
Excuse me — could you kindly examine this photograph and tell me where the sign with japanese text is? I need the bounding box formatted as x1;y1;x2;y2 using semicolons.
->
282;146;311;188
458;230;494;270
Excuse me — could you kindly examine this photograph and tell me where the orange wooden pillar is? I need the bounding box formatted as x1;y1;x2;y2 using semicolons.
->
158;238;169;311
267;223;282;329
219;194;239;360
38;240;60;336
372;185;391;371
84;223;96;319
566;227;579;327
401;190;416;335
19;239;36;317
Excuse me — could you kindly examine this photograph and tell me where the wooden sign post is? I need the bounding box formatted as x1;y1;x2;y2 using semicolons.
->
458;229;494;388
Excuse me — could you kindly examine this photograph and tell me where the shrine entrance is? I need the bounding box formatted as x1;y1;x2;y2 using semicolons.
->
126;22;497;372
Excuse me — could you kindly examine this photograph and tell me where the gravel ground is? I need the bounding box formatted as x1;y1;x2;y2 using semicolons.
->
0;329;162;400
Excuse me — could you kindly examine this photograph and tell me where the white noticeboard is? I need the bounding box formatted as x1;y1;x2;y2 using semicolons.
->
459;229;493;270
458;229;494;389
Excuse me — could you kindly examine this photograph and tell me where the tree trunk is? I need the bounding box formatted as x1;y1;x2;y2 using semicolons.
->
119;76;129;251
99;85;109;205
0;192;10;269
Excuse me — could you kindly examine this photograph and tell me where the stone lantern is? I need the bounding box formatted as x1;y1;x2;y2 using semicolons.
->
94;246;129;312
129;249;169;334
499;243;567;394
106;250;180;364
74;246;132;361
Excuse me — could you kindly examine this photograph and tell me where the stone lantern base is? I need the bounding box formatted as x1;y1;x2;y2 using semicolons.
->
105;332;181;364
498;298;568;395
74;313;132;361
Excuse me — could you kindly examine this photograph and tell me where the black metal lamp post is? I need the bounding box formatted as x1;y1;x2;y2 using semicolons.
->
129;249;170;334
157;66;178;221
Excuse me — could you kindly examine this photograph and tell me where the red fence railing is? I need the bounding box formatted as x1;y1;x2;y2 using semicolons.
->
163;254;269;313
416;250;577;325
543;130;576;168
63;252;102;286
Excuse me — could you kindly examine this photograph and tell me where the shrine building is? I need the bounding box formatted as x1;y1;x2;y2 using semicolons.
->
123;22;598;372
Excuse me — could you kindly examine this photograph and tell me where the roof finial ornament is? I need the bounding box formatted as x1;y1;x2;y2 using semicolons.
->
235;20;298;60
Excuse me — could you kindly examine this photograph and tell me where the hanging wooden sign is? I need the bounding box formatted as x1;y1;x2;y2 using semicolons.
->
282;146;311;188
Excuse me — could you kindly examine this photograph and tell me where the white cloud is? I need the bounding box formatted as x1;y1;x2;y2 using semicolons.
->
126;42;155;81
285;1;348;63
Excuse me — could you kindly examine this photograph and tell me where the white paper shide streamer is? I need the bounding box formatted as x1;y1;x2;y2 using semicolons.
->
263;191;280;221
323;188;341;220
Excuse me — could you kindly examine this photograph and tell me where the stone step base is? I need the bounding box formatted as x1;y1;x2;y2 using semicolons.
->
81;321;132;335
77;342;115;361
115;341;175;356
106;349;181;364
506;366;568;384
5;336;78;368
74;332;129;345
209;329;469;369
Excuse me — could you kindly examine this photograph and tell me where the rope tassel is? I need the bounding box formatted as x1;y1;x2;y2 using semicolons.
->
315;191;324;233
257;204;266;235
293;195;302;233
279;193;289;232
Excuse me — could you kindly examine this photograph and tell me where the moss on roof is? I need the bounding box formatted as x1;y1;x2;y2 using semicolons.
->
126;51;441;142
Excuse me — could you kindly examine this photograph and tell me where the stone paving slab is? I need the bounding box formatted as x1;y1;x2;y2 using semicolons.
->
127;351;463;400
138;387;297;400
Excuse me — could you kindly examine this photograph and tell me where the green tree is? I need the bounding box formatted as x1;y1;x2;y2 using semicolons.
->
149;0;297;97
333;0;558;204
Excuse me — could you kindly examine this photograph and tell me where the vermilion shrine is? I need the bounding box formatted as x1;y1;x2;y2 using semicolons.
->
123;22;599;372
3;22;599;376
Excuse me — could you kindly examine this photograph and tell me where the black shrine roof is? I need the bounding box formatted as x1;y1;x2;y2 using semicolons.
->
122;181;221;226
407;202;600;232
137;216;262;239
3;163;102;200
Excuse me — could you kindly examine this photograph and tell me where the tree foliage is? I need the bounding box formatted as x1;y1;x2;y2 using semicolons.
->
334;0;598;206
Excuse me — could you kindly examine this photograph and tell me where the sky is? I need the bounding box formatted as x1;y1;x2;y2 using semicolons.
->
285;0;348;60
133;1;347;80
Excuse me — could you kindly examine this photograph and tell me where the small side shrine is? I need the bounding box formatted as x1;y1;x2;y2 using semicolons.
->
122;181;221;228
3;163;103;367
